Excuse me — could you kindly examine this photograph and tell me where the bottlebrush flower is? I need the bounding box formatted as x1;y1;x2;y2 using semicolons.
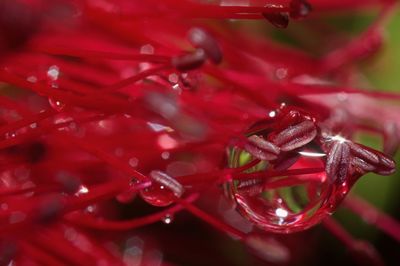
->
0;0;399;265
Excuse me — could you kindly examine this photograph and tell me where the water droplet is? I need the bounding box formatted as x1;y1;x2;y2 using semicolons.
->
268;111;276;118
162;214;174;224
5;131;16;139
75;185;89;196
275;68;288;80
27;75;38;83
46;65;65;111
161;152;170;160
225;117;351;233
140;44;154;54
48;98;66;112
47;65;60;81
129;157;139;167
168;73;179;84
140;171;184;207
157;134;178;150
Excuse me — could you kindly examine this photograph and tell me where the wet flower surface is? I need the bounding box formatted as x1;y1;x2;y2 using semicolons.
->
0;0;400;265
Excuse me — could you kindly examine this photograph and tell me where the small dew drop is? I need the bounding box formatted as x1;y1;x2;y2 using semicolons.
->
157;134;178;150
275;68;288;80
268;111;276;118
140;44;154;54
5;132;16;139
129;157;139;167
161;151;170;160
47;65;60;81
168;73;179;84
275;208;289;218
85;205;96;213
27;75;38;83
162;214;174;224
75;185;89;196
49;98;66;112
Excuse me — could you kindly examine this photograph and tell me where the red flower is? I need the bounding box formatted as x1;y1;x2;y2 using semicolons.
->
0;0;399;265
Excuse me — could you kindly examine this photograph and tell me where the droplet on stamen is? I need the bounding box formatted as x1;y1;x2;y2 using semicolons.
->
48;98;66;112
140;170;184;207
162;214;174;224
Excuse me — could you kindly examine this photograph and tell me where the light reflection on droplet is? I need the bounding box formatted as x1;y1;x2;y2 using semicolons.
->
157;134;178;150
275;208;288;218
330;135;347;144
275;68;288;80
161;152;170;160
140;44;154;54
268;111;276;118
47;65;60;81
162;214;173;224
298;151;326;157
168;73;179;83
27;75;38;83
75;185;89;196
129;157;139;167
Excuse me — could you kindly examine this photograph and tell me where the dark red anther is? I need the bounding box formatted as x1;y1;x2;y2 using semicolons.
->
171;49;207;71
351;157;376;173
244;135;280;161
270;120;317;151
326;140;350;183
349;143;395;175
289;0;312;19
262;12;289;29
188;27;223;64
349;143;380;165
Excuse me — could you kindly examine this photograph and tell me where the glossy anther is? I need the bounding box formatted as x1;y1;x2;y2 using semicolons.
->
188;27;223;64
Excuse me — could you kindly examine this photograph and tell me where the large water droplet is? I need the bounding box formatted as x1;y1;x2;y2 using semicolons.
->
140;171;184;207
225;125;351;233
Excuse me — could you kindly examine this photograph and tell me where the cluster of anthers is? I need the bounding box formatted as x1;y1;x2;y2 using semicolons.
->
0;0;399;265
